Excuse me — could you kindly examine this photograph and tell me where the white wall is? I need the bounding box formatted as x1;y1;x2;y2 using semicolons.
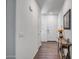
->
41;14;58;41
58;0;72;58
41;15;48;42
58;0;72;42
6;0;16;59
16;0;41;59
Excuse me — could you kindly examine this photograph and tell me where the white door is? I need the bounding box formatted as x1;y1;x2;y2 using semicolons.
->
41;15;48;42
47;15;58;41
41;15;58;42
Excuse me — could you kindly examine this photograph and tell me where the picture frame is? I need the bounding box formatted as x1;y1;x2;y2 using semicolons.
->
63;9;71;29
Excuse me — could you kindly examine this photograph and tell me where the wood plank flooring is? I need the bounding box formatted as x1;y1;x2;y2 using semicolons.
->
34;42;59;59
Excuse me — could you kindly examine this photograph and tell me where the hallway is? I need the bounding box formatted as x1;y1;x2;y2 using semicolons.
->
34;42;59;59
6;0;72;59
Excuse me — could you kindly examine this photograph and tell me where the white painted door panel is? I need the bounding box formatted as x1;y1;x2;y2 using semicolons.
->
47;15;58;41
41;15;58;42
41;16;48;42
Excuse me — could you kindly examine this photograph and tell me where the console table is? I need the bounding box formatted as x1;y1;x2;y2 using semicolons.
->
58;38;72;59
58;28;72;59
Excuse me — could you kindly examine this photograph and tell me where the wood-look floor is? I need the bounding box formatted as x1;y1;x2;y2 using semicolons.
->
34;42;59;59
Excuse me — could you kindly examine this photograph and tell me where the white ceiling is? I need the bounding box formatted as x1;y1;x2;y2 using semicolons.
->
35;0;47;9
35;0;65;14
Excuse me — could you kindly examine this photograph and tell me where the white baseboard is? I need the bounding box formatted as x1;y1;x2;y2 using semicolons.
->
33;42;41;59
6;56;16;59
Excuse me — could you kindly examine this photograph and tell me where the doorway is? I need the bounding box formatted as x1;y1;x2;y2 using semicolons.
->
41;14;58;42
